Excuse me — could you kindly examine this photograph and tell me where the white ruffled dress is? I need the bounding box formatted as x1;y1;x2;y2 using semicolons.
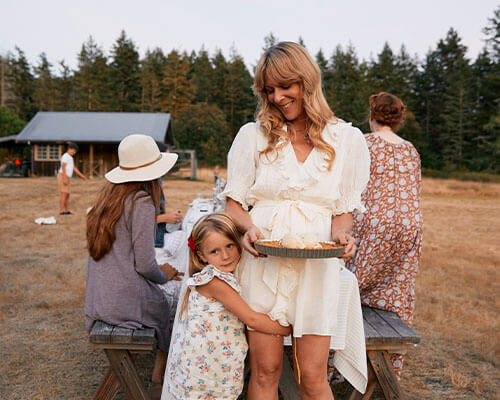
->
220;120;371;393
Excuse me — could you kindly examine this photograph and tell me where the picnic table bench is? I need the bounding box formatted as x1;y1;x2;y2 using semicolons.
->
89;305;419;400
278;305;420;400
89;320;156;400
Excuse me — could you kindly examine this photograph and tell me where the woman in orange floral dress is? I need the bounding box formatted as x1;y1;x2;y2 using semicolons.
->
347;92;423;377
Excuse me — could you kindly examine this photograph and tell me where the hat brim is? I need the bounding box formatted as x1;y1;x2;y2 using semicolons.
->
105;153;178;184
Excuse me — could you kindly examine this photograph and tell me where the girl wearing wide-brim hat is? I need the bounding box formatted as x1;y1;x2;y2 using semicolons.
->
85;134;182;393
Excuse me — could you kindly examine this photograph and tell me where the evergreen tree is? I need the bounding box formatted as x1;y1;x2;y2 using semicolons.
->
368;42;399;94
74;36;112;111
0;55;11;107
414;29;474;170
324;44;368;127
7;47;35;120
33;53;55;111
174;102;229;165
393;45;419;106
191;47;215;103
473;6;500;172
414;48;449;168
315;48;328;77
0;105;26;137
391;46;423;149
483;5;500;61
263;32;279;51
110;30;141;111
211;49;229;111
140;48;167;112
53;60;75;111
160;50;194;119
437;29;474;169
223;48;255;136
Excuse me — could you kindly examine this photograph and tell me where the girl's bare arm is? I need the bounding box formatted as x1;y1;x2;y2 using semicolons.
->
197;278;291;336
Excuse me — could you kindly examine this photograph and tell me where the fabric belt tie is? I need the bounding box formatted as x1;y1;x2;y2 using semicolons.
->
252;199;332;294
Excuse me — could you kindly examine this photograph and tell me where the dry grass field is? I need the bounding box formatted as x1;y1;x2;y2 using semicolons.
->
0;170;498;399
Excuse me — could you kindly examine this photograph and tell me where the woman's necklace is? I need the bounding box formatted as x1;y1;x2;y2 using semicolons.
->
291;125;311;143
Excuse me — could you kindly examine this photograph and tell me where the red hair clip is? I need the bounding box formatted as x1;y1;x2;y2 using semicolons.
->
188;236;197;252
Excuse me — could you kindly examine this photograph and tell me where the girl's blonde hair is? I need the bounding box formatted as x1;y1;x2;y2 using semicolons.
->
180;212;242;317
253;41;337;169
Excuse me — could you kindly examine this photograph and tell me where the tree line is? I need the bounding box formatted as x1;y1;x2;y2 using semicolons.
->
0;7;498;172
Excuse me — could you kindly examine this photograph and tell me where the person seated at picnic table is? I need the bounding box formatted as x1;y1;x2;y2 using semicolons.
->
154;142;184;250
84;134;183;397
221;41;370;399
342;92;423;378
154;200;184;250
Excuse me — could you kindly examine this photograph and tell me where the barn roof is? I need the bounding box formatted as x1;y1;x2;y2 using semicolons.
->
0;135;19;144
16;112;173;144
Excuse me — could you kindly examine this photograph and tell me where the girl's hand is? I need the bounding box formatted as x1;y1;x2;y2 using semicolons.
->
331;231;356;259
160;263;184;281
242;225;265;257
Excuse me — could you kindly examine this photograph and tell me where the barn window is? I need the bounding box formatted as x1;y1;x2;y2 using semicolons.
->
35;144;61;161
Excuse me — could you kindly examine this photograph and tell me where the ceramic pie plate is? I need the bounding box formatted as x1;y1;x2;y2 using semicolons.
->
254;240;345;259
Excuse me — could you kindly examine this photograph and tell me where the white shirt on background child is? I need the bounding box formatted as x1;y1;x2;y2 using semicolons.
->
59;152;74;177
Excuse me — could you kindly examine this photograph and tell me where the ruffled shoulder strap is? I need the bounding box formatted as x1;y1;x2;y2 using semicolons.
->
187;264;241;293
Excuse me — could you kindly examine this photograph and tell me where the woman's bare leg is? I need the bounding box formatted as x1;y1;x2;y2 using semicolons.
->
247;331;284;400
294;335;333;400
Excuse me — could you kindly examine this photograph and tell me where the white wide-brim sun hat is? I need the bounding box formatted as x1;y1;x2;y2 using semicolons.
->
105;134;178;184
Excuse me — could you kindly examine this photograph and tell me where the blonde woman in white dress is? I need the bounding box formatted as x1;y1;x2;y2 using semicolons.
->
221;42;371;399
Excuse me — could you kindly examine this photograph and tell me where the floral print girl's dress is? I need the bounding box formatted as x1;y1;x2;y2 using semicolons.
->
346;133;423;377
162;265;248;399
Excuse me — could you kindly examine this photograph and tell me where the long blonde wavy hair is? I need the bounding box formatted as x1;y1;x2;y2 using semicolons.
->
254;41;337;168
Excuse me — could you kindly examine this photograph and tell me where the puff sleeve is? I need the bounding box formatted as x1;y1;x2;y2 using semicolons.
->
218;123;258;211
333;127;370;216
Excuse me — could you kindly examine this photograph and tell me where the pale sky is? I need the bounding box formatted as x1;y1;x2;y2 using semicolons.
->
1;0;498;74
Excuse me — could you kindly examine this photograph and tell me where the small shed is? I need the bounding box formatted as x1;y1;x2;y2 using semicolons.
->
16;112;174;177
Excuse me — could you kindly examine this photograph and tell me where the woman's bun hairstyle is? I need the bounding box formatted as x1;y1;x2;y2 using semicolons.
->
369;92;406;132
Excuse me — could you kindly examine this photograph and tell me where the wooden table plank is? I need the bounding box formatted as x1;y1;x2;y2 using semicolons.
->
110;326;134;345
90;320;114;344
372;308;420;344
362;315;381;341
362;307;401;345
131;327;156;344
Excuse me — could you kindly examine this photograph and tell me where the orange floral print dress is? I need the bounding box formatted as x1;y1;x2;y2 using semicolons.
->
346;133;423;377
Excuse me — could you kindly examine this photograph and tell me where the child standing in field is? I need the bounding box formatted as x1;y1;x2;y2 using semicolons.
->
162;213;290;400
58;142;87;215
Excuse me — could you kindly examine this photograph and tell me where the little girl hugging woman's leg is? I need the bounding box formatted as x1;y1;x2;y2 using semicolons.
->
161;213;291;400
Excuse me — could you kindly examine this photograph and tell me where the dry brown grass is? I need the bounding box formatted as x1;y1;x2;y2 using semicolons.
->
0;173;498;399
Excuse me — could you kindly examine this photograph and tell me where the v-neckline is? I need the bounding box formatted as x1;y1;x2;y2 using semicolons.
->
290;141;314;165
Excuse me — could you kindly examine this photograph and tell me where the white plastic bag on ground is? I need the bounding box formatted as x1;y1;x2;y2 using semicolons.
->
34;216;56;225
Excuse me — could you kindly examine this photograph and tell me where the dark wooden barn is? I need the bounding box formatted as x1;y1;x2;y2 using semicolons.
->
15;112;174;177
